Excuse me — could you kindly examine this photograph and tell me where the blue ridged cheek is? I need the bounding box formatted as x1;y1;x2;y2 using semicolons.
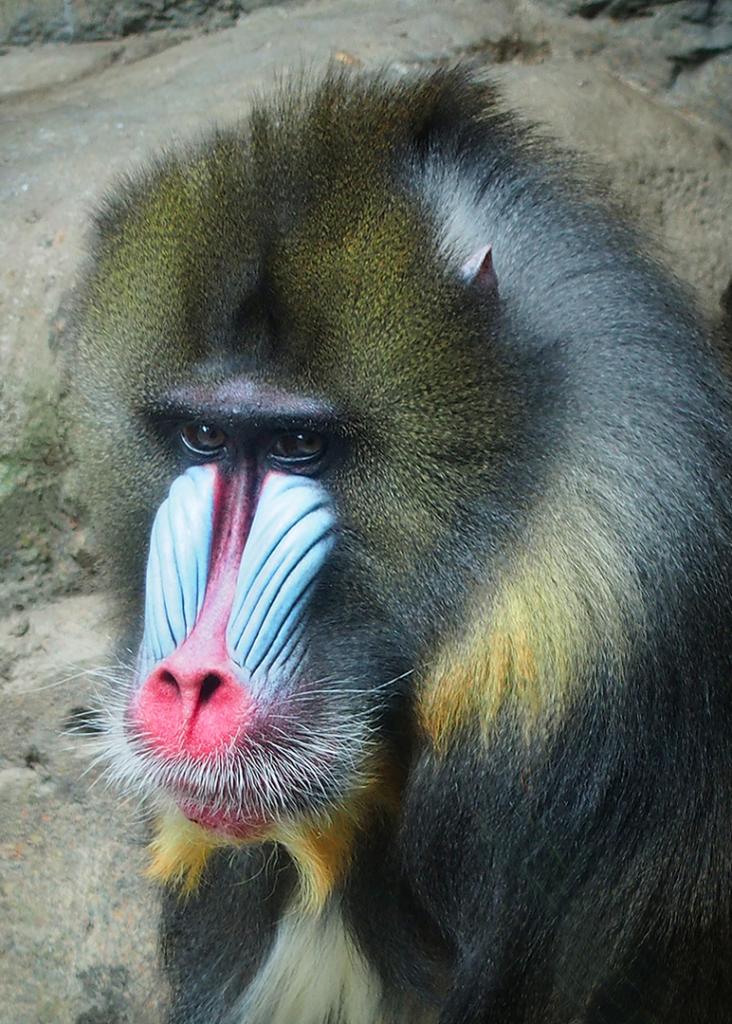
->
139;467;334;685
226;474;335;680
140;465;215;673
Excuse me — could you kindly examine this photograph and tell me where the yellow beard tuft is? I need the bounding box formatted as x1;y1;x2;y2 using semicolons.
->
146;807;239;893
270;812;358;915
146;761;401;911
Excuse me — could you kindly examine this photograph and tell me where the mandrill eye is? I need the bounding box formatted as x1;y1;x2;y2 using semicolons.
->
180;422;228;457
268;431;326;468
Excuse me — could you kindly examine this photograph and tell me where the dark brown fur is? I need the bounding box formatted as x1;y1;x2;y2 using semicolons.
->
71;68;732;1023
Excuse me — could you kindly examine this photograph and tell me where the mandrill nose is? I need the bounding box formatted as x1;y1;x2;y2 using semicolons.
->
134;639;253;760
153;665;227;707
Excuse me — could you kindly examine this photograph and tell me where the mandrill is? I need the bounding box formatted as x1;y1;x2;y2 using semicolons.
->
69;67;732;1023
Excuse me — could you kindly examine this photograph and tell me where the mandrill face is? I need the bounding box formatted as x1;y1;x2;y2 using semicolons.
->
72;73;511;897
133;464;336;836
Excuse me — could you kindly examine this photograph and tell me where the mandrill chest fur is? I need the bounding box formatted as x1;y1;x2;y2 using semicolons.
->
71;67;732;1024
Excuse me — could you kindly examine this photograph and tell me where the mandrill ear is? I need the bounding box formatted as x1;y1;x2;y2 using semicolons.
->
460;244;498;291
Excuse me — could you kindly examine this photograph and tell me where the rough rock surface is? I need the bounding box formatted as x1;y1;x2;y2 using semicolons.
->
0;596;164;1023
543;0;732;132
1;1;731;1020
0;0;284;44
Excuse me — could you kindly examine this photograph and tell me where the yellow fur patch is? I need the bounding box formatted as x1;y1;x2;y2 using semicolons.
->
419;485;643;750
147;760;401;912
146;807;239;893
272;809;361;915
283;763;401;914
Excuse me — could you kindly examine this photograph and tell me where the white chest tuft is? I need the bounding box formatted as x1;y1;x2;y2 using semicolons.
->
232;904;436;1024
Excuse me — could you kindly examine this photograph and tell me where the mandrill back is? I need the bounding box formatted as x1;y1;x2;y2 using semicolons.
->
70;68;732;1024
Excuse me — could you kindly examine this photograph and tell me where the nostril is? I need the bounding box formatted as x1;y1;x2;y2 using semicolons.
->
200;674;222;704
150;667;224;703
136;660;251;759
159;669;179;691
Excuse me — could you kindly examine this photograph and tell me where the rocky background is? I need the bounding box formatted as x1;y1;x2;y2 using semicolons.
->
1;1;731;1021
